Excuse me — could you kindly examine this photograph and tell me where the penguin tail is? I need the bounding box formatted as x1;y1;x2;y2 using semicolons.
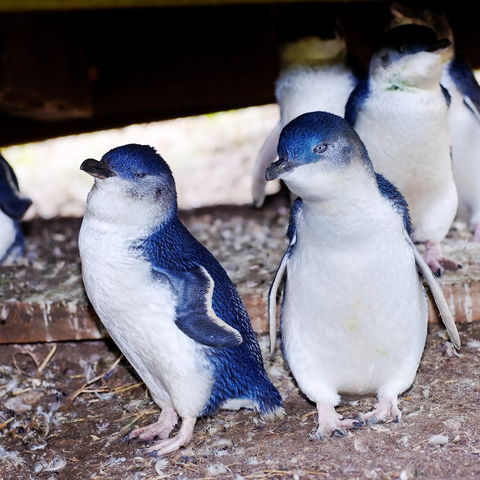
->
253;377;284;419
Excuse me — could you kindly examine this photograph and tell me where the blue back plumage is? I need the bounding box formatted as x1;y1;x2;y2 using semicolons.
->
345;76;370;127
448;56;480;119
375;173;412;235
0;155;32;220
139;218;281;415
287;198;302;246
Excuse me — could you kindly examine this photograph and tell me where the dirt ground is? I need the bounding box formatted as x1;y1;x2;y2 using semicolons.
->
1;201;480;479
0;321;479;480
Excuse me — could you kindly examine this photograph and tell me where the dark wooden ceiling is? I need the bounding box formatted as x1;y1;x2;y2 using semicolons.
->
0;1;478;146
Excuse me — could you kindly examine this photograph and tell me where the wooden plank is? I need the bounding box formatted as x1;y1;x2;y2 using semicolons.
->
1;206;479;344
0;0;381;13
1;2;480;145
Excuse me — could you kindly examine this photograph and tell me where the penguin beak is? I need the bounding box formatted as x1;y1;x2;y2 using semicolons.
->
426;38;451;53
265;158;293;181
80;159;115;179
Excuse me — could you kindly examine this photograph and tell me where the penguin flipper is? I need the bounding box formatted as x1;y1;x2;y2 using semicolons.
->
252;122;281;207
463;95;480;123
268;199;302;353
0;157;32;219
406;235;461;349
153;265;243;348
0;196;32;220
448;56;480;123
268;250;289;354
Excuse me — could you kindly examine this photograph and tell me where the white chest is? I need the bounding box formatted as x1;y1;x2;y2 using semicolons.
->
276;64;355;125
78;216;213;416
281;208;427;397
0;211;16;260
355;88;451;190
354;88;456;241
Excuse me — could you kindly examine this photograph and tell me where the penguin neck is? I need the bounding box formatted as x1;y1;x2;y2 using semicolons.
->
85;181;177;238
371;53;443;92
298;174;390;241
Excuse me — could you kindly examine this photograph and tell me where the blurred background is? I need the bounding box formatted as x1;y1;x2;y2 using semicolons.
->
4;105;279;218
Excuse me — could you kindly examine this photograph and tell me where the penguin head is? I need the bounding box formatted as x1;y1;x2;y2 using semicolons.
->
278;6;345;66
81;144;177;223
389;3;453;45
266;112;373;201
370;24;451;88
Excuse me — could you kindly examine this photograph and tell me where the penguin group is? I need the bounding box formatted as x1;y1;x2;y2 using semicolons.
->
1;2;476;456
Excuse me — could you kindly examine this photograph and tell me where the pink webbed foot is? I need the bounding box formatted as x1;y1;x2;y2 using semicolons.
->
472;224;480;243
423;241;462;276
146;416;196;456
129;407;178;442
314;402;364;439
361;397;401;425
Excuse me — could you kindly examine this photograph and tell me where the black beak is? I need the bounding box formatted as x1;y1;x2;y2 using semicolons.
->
80;159;115;179
426;38;451;52
265;158;292;181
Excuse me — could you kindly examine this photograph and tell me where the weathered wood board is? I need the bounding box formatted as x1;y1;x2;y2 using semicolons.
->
1;203;479;343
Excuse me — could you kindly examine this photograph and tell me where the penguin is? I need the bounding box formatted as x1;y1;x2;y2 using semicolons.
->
0;154;31;265
266;111;459;438
78;144;283;455
252;15;358;207
390;2;480;242
345;24;458;275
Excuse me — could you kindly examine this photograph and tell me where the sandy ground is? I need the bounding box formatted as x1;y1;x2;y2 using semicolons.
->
0;323;479;480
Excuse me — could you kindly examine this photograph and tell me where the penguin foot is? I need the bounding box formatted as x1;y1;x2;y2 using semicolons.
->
423;241;461;276
130;407;178;441
145;416;196;455
361;397;401;424
314;402;362;439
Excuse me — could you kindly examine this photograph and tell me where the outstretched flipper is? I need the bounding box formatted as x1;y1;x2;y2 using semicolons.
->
268;250;288;354
406;235;461;349
153;265;242;348
252;123;282;207
268;199;302;353
448;56;480;123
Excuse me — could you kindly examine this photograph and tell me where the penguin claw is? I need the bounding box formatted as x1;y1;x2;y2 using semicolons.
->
121;433;132;443
333;429;347;437
424;241;461;275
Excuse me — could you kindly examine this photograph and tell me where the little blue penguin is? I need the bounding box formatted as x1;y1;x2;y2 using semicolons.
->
266;112;460;438
0;154;32;265
345;24;458;275
390;3;480;242
252;18;358;207
78;144;283;455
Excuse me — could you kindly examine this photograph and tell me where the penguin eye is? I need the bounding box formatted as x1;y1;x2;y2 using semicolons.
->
134;172;146;178
313;143;328;154
398;45;407;54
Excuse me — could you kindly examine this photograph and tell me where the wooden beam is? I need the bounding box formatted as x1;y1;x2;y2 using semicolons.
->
0;0;383;13
1;206;479;344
